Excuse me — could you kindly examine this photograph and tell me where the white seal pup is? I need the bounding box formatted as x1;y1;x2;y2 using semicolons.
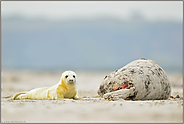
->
97;58;171;100
10;70;80;100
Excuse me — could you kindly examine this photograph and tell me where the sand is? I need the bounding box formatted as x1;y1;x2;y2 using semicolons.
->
1;70;183;123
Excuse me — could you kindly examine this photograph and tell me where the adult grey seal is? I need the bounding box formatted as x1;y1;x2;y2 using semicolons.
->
97;58;171;100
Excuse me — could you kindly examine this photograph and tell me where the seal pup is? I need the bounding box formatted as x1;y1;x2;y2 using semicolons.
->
10;70;80;100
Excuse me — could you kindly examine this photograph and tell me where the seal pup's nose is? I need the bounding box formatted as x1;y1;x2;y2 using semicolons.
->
69;79;74;82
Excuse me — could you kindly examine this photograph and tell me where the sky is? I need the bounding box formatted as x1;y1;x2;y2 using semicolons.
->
1;1;183;22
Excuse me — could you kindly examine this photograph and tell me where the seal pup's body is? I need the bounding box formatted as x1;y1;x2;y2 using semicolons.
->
11;71;79;100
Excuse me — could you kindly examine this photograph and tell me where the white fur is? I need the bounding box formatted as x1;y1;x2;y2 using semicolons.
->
11;70;80;100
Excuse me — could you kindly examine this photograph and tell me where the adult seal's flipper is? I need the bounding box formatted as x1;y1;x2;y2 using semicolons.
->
103;87;135;101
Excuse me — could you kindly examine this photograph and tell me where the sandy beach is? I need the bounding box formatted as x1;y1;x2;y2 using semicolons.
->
1;70;183;123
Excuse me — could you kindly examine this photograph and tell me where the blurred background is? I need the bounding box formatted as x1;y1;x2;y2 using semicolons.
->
1;1;183;73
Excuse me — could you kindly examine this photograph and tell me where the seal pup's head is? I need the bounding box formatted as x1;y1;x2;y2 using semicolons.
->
61;70;77;85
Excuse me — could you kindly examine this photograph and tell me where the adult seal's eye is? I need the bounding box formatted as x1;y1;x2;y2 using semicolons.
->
65;75;68;78
73;75;75;78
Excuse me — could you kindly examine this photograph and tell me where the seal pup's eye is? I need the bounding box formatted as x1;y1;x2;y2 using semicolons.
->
65;75;68;78
73;75;75;78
